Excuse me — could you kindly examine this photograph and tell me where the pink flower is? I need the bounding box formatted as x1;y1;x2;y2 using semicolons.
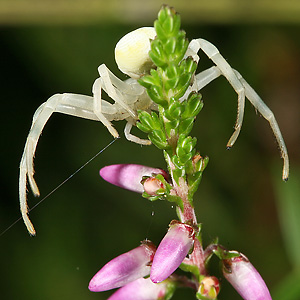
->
100;164;168;193
89;241;156;292
222;253;272;300
150;222;195;283
107;277;171;300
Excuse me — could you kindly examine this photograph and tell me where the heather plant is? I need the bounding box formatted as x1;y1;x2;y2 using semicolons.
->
87;6;284;300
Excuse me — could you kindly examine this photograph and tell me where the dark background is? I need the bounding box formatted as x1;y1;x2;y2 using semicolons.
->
1;1;300;299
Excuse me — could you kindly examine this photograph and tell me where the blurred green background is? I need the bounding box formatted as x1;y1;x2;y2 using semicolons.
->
1;0;300;299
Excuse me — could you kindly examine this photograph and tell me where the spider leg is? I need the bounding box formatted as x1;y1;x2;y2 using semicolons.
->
92;78;119;138
234;70;289;181
194;66;289;180
124;121;151;145
188;39;246;148
97;64;140;119
194;66;222;90
19;93;120;235
20;95;63;235
96;64;153;146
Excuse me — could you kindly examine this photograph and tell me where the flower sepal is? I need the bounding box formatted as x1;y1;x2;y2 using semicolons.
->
179;261;200;281
208;244;240;261
141;173;171;200
141;174;184;211
196;276;220;300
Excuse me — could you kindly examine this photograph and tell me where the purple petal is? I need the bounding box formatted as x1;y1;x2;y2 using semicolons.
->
150;222;195;283
89;241;156;292
222;254;272;300
107;278;169;300
100;164;168;193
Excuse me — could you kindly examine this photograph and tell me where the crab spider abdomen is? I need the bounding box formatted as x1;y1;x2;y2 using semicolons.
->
115;27;156;79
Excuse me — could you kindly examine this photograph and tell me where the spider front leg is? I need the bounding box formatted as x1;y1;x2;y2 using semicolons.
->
92;79;120;139
19;93;120;235
94;64;151;145
96;64;139;119
20;96;64;235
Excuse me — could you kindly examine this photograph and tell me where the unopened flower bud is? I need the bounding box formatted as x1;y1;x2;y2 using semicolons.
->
100;164;168;193
150;222;195;283
222;253;272;300
107;277;173;300
197;276;220;300
143;177;165;195
89;241;156;292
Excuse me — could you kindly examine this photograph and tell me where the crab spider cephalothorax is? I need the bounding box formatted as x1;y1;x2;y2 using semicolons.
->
19;26;289;235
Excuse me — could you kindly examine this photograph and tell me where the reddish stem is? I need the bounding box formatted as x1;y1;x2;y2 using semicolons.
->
166;153;206;274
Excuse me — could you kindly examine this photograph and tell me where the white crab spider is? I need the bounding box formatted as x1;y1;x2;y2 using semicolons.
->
19;26;289;235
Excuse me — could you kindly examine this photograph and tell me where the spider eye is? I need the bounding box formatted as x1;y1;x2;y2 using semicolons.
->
115;27;156;79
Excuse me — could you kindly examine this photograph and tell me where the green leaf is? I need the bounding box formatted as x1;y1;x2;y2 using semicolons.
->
147;87;168;107
136;121;151;133
181;57;197;74
157;5;180;39
138;111;153;131
165;194;184;211
174;73;193;99
172;167;185;185
142;191;161;201
179;262;200;280
151;129;166;141
201;156;209;171
138;74;157;89
181;154;194;165
165;64;178;79
165;37;177;55
150;40;168;68
154;21;168;43
188;171;203;200
149;130;168;150
165;100;182;120
138;110;165;134
165;120;179;137
150;111;163;130
176;135;197;165
165;77;179;91
148;136;168;150
178;117;195;136
182;92;203;119
175;35;189;58
185;160;194;175
162;11;175;33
